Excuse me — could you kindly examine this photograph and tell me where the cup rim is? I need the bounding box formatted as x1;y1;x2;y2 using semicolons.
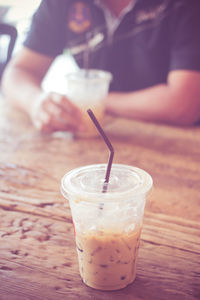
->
61;163;153;203
66;68;113;82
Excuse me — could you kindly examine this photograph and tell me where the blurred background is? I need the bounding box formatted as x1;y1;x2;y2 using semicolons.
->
0;0;41;54
0;0;77;93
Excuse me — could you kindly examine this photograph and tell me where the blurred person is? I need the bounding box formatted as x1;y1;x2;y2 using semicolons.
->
2;0;200;134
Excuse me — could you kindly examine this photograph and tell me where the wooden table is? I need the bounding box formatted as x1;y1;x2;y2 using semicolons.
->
0;98;199;300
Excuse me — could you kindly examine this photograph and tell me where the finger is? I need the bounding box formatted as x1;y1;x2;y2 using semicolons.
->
47;117;77;132
43;100;61;117
34;119;54;133
42;99;86;131
51;93;82;117
50;109;85;132
34;112;54;133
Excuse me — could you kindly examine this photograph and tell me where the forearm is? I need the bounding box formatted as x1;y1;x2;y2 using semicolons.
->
106;71;200;125
106;84;175;122
2;64;42;116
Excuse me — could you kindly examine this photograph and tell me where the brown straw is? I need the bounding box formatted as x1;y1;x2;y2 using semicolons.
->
87;109;114;193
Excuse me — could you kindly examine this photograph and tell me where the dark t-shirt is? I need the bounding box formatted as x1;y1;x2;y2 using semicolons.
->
24;0;200;92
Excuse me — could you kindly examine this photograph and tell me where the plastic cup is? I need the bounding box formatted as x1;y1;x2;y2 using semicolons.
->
66;69;112;138
61;164;153;291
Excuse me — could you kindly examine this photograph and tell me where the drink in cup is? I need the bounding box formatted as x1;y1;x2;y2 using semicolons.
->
61;164;153;291
66;69;112;138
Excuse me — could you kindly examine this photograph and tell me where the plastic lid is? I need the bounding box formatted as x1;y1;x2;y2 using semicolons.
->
61;164;153;202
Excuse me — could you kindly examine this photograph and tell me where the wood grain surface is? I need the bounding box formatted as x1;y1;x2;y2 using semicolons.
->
0;98;200;300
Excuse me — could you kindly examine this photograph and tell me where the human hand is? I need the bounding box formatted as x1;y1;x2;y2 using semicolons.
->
31;92;86;133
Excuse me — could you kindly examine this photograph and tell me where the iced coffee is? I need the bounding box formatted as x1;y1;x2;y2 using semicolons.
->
76;227;141;290
61;164;153;290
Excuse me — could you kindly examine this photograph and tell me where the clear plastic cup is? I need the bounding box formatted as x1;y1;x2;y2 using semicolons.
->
61;164;153;290
66;69;112;138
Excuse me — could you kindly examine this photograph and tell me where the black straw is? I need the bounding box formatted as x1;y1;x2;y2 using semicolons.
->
87;109;114;193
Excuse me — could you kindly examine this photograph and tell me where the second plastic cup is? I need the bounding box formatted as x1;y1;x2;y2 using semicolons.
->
66;69;112;138
61;163;153;291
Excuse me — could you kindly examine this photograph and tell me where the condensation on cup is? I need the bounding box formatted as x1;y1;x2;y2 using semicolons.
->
66;69;112;138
